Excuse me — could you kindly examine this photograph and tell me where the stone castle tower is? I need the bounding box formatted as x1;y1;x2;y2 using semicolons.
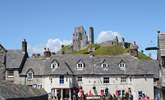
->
88;27;94;44
72;26;94;51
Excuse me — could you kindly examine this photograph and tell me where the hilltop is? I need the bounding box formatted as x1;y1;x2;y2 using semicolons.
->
61;43;151;61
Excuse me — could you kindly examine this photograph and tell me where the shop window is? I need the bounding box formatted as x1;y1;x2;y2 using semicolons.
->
121;77;127;83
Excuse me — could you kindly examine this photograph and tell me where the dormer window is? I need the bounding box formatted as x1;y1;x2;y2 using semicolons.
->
101;63;108;68
51;60;59;69
119;60;126;70
101;63;109;71
77;63;84;70
27;70;33;81
119;63;125;68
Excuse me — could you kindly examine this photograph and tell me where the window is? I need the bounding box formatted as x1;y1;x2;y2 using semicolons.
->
162;56;165;67
32;84;37;88
38;85;42;89
27;71;33;80
59;75;64;84
51;61;58;69
77;76;82;82
102;63;108;68
102;63;108;71
121;77;127;83
119;63;126;70
119;63;125;68
50;78;53;83
77;63;83;68
77;63;84;70
103;77;109;83
7;70;14;77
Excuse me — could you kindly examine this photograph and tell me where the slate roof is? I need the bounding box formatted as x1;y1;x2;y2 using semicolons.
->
20;57;74;76
20;54;159;78
20;58;48;75
6;50;25;69
0;81;47;100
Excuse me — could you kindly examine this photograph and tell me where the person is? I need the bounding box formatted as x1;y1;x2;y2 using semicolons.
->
128;94;133;100
113;94;117;100
109;93;113;100
57;91;61;100
125;92;129;100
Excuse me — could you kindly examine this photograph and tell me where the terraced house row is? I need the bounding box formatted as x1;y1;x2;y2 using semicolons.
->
0;30;165;100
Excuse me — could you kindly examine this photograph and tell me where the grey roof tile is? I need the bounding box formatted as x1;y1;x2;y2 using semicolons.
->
0;81;47;99
6;50;25;69
20;54;159;78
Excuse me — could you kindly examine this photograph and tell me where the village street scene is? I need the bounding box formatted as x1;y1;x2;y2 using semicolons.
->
0;0;165;100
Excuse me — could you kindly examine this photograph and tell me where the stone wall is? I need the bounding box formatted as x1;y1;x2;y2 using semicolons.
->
6;94;48;100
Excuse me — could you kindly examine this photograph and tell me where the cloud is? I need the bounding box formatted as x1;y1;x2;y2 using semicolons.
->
46;38;72;52
96;31;122;43
28;38;72;55
28;30;122;55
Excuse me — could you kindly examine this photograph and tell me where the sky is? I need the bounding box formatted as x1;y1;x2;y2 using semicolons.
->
0;0;165;58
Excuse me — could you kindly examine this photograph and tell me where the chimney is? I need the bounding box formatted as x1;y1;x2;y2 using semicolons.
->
22;39;27;53
129;41;139;57
44;48;51;57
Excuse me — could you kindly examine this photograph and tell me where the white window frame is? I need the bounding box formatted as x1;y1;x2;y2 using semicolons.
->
101;63;108;68
77;63;84;70
27;71;33;81
119;63;126;70
51;61;58;69
121;77;127;83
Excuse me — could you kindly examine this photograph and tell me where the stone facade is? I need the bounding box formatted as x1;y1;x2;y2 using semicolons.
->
157;31;165;100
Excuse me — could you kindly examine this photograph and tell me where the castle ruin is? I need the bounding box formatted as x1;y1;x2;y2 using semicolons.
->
72;26;94;51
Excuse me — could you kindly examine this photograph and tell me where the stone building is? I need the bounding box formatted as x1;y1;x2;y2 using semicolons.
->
72;26;94;51
157;31;165;100
0;39;161;100
0;44;6;80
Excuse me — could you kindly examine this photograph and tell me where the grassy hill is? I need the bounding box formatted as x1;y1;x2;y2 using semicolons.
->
62;44;151;60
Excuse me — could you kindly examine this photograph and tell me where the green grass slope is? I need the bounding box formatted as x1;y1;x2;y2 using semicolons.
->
62;44;151;60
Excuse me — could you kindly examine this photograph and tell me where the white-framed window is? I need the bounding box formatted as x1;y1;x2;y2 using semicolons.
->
77;63;84;70
101;63;109;71
121;77;127;83
7;70;14;78
103;77;109;83
119;63;126;70
101;63;108;68
27;71;33;81
51;60;59;69
77;76;82;82
32;84;37;88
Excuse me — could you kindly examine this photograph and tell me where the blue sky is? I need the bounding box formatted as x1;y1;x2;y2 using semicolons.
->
0;0;165;58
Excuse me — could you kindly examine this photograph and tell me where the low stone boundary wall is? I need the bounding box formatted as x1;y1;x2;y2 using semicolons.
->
6;94;48;100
